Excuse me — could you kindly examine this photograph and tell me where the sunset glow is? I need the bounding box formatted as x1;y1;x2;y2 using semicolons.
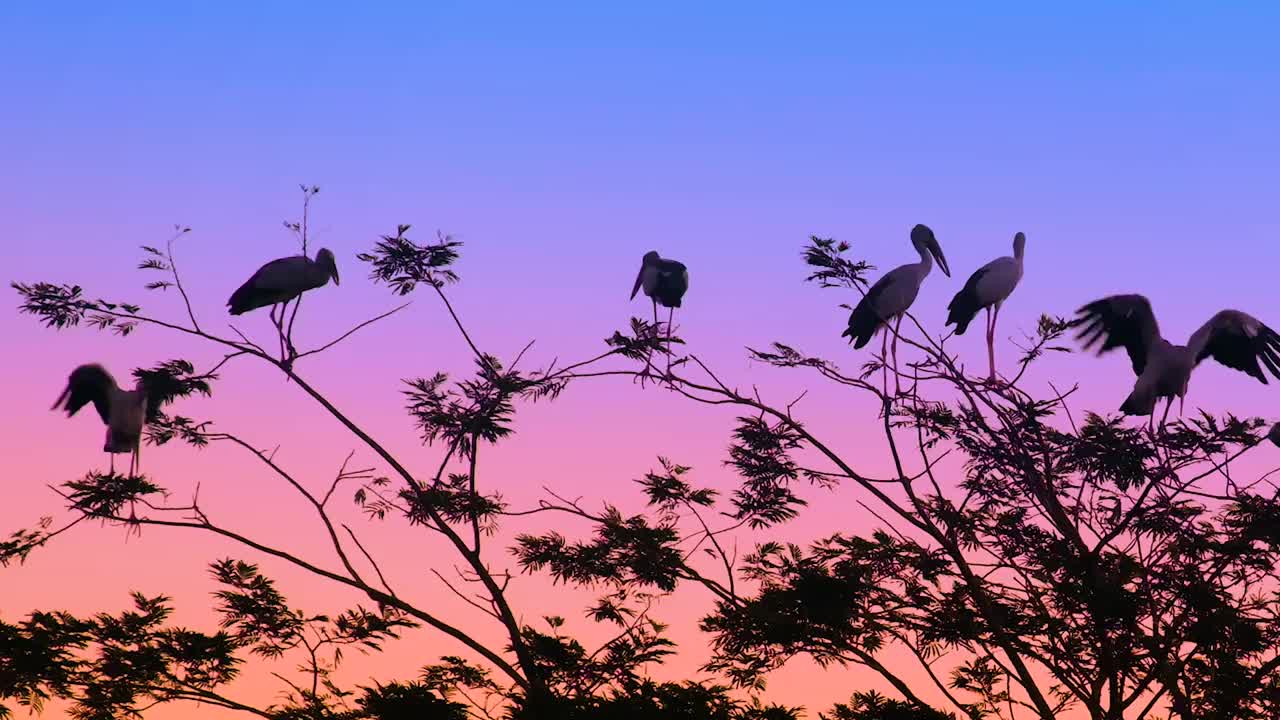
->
4;4;1280;718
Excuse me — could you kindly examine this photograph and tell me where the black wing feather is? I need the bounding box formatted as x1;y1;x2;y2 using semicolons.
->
1195;311;1280;385
653;259;688;308
1073;294;1160;376
226;257;301;315
53;364;116;423
843;273;894;348
945;266;991;335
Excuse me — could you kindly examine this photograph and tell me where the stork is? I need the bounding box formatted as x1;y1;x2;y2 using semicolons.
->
52;364;162;476
946;232;1026;383
843;224;951;394
630;251;688;374
1073;295;1280;427
227;248;340;358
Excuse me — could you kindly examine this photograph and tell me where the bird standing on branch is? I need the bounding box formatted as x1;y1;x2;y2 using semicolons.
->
1074;294;1280;427
843;224;951;394
946;231;1026;383
227;248;340;360
631;250;688;375
53;364;161;476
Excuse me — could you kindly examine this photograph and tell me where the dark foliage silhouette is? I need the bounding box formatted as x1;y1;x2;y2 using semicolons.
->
5;190;1280;720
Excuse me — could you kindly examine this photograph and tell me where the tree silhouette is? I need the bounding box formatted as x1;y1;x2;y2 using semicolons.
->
5;192;1280;719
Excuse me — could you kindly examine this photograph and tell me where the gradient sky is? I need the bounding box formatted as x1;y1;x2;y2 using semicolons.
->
3;3;1280;717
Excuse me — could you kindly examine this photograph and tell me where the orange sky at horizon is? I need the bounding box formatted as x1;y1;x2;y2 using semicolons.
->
5;3;1280;718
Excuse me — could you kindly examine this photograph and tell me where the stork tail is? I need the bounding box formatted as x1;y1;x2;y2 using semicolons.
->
946;277;985;336
844;303;883;349
227;282;256;315
946;296;981;335
1119;386;1158;416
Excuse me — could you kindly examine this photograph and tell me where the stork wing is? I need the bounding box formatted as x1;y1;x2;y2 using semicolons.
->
843;268;899;344
246;256;309;291
227;256;310;313
1189;310;1280;384
1073;294;1160;376
855;270;896;312
658;260;688;286
948;263;992;311
53;364;117;423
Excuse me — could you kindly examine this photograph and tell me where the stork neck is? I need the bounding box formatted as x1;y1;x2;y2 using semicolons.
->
915;243;933;274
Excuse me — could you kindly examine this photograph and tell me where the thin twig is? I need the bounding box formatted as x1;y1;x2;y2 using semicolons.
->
293;303;411;361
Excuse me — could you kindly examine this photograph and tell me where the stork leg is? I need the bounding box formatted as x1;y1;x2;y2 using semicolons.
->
987;305;998;383
892;315;904;395
269;304;285;360
639;299;658;382
1159;396;1173;430
982;307;993;381
666;306;675;378
284;295;303;358
880;325;890;398
109;452;115;475
279;298;295;358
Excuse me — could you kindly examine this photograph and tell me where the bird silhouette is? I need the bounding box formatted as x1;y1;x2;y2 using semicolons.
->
631;251;688;374
228;248;340;359
1074;295;1280;426
946;232;1026;383
53;364;164;476
844;224;950;394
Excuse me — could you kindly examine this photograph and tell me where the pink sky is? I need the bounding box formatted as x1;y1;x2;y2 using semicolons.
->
3;3;1280;717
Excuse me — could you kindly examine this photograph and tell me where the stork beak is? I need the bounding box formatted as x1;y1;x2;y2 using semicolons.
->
930;239;951;277
331;266;341;286
630;267;644;300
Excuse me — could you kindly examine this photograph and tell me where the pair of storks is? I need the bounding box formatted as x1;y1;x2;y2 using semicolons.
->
844;224;1023;391
843;224;1022;391
842;224;1280;423
53;249;341;475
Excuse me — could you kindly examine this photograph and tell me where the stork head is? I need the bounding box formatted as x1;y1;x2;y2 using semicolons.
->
1013;231;1026;259
910;224;950;277
316;248;340;286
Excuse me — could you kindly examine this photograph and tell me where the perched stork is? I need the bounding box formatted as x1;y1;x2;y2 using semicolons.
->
631;251;688;372
843;224;950;393
52;364;162;476
946;232;1026;382
228;248;340;357
1074;295;1280;426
